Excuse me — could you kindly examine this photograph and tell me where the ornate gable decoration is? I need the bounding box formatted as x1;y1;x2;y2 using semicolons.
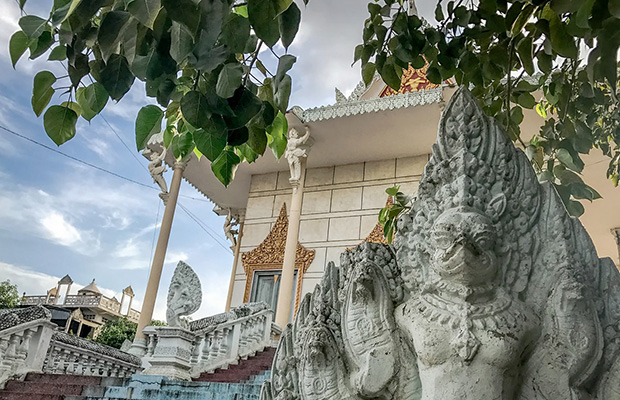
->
241;204;315;273
379;64;441;98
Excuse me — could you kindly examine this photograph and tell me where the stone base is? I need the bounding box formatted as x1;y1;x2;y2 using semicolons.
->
142;327;196;381
127;338;147;357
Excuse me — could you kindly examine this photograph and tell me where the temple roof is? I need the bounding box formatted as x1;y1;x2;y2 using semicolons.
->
77;279;101;295
58;274;73;285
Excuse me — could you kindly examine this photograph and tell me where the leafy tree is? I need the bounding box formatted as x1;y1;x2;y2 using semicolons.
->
360;0;620;237
0;280;20;309
95;317;167;348
95;317;138;349
10;0;308;186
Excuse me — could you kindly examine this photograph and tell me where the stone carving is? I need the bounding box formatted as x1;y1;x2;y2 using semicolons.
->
223;210;239;250
144;147;169;204
261;87;620;399
166;261;202;328
285;127;312;186
290;87;442;123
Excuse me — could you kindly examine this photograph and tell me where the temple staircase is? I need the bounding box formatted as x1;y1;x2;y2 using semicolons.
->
0;348;276;400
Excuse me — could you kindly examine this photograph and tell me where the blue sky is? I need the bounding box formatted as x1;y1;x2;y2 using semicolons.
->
0;1;435;320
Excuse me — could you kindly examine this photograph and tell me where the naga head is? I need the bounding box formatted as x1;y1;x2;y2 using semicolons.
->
430;206;498;287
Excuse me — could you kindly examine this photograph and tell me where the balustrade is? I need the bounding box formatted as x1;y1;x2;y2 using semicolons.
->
43;332;140;378
187;308;273;377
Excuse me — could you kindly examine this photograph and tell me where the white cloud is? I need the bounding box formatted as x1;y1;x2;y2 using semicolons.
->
40;212;84;246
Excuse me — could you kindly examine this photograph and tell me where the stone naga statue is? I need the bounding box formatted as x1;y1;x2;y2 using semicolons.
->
166;261;202;329
260;88;620;399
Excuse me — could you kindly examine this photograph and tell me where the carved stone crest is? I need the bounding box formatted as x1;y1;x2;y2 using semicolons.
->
260;88;620;399
166;261;202;328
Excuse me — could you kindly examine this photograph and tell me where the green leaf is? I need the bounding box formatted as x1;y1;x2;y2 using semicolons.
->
610;0;620;18
100;54;135;101
48;45;67;61
9;31;29;68
19;16;48;39
135;105;164;150
385;186;399;196
227;126;249;146
381;57;401;90
557;148;582;172
543;5;578;58
247;125;267;155
275;54;296;85
31;71;56;117
565;199;585;217
274;75;291;113
181;91;211;129
221;14;250;53
362;62;376;85
171;131;194;159
194;126;227;161
516;36;534;75
216;63;244;98
266;111;287;158
278;1;300;50
79;83;108;121
163;0;201;36
163;125;175;148
517;92;537;109
98;11;131;62
28;31;54;60
128;0;161;28
237;143;259;163
272;0;293;16
226;87;262;129
248;0;280;47
60;101;81;117
43;105;78;145
170;22;195;64
234;5;248;17
211;147;240;186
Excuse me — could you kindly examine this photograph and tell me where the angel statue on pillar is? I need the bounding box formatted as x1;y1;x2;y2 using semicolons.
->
144;147;169;204
223;211;239;251
285;126;311;186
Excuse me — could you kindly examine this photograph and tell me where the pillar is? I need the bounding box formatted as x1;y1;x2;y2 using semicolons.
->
225;215;245;311
63;283;72;305
133;161;186;343
77;321;83;337
54;283;61;304
119;292;126;314
613;227;620;265
127;295;134;316
274;160;307;328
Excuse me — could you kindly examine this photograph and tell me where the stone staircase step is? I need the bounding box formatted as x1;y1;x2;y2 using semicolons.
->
195;347;275;384
24;373;102;386
3;381;85;395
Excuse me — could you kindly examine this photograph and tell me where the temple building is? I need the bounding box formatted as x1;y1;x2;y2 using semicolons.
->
20;274;139;338
145;66;620;329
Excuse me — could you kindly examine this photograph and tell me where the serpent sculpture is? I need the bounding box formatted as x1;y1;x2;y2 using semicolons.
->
259;87;620;399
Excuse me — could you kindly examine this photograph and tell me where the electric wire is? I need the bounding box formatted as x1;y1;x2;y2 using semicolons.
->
0;123;231;253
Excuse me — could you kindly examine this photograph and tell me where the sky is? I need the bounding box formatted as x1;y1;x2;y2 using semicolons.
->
0;1;436;321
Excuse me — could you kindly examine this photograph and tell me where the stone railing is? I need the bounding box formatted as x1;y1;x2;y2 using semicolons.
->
0;306;141;387
0;306;56;387
43;331;141;377
20;295;54;306
141;303;273;380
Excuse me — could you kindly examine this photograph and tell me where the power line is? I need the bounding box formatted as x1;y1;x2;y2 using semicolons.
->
0;124;156;190
100;113;150;174
0;124;229;252
178;203;233;254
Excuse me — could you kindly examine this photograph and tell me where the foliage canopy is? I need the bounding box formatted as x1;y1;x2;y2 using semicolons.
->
360;0;620;238
95;317;166;348
11;0;308;186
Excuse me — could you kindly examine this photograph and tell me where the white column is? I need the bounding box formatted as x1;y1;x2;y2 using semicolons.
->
225;214;245;311
134;160;187;343
274;127;312;328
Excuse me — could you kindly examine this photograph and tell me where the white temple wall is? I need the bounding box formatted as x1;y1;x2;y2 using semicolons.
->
229;154;429;310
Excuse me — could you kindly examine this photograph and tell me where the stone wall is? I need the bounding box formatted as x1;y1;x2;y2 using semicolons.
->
229;155;429;309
